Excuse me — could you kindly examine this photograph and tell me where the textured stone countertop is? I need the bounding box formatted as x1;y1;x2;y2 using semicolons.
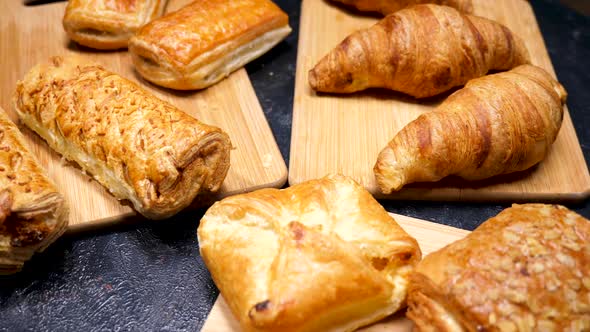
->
0;0;588;331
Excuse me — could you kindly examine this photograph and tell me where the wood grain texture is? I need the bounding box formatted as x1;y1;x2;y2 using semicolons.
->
201;212;470;332
289;0;590;201
0;0;287;230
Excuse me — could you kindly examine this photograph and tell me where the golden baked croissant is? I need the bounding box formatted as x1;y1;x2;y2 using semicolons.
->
198;174;421;332
331;0;473;15
407;204;590;331
0;107;68;274
63;0;168;50
14;56;231;220
374;65;566;193
309;4;530;98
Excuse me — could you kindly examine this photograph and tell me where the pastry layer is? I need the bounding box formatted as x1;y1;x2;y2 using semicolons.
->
0;107;68;274
198;174;421;332
374;65;566;193
309;4;530;97
63;0;168;50
129;0;291;90
407;204;590;331
14;56;231;220
131;25;292;90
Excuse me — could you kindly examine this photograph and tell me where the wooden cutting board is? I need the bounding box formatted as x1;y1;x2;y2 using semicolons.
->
289;0;590;201
200;213;470;332
0;1;288;230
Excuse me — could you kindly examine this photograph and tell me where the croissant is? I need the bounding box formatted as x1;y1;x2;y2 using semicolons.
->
0;107;68;274
331;0;473;15
14;56;231;220
198;174;421;332
309;4;530;98
407;203;590;331
374;65;566;193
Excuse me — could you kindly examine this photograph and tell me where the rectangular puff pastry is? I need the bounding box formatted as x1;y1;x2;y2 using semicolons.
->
14;56;231;220
198;174;421;332
129;0;292;90
63;0;168;50
407;204;590;332
0;107;68;274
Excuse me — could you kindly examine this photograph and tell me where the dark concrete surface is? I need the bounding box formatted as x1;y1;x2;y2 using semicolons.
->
1;0;588;331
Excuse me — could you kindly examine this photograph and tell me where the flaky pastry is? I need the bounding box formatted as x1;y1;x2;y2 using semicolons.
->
63;0;168;50
374;65;566;193
309;4;530;98
407;204;590;331
198;174;421;332
129;0;292;90
14;56;231;220
0;107;68;274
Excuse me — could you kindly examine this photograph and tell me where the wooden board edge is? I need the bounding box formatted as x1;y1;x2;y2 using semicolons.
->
371;189;590;203
288;175;590;203
221;172;288;197
64;212;138;234
390;213;470;237
200;212;471;332
228;68;289;186
288;0;314;180
63;170;288;233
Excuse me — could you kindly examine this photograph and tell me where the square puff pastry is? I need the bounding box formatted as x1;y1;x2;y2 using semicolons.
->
198;174;421;332
129;0;292;90
407;204;590;332
14;56;231;220
0;107;68;274
63;0;168;50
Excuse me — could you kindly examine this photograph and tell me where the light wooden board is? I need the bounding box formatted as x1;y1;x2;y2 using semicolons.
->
201;213;470;332
289;0;590;201
0;1;287;230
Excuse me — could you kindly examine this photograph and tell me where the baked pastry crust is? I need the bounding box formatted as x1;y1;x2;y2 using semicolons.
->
0;107;68;274
374;65;566;193
14;56;231;220
129;0;292;90
198;174;421;332
309;4;530;98
407;204;590;331
63;0;168;50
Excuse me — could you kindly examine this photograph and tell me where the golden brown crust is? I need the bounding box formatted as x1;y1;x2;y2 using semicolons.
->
309;4;530;98
63;0;168;50
374;65;566;193
331;0;473;15
129;0;291;90
198;174;421;332
13;56;231;220
407;204;590;331
0;107;68;274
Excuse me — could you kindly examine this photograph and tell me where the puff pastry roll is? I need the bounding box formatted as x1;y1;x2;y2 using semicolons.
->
63;0;168;50
198;174;421;332
0;108;68;274
129;0;292;90
408;204;590;332
14;56;231;220
331;0;473;15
